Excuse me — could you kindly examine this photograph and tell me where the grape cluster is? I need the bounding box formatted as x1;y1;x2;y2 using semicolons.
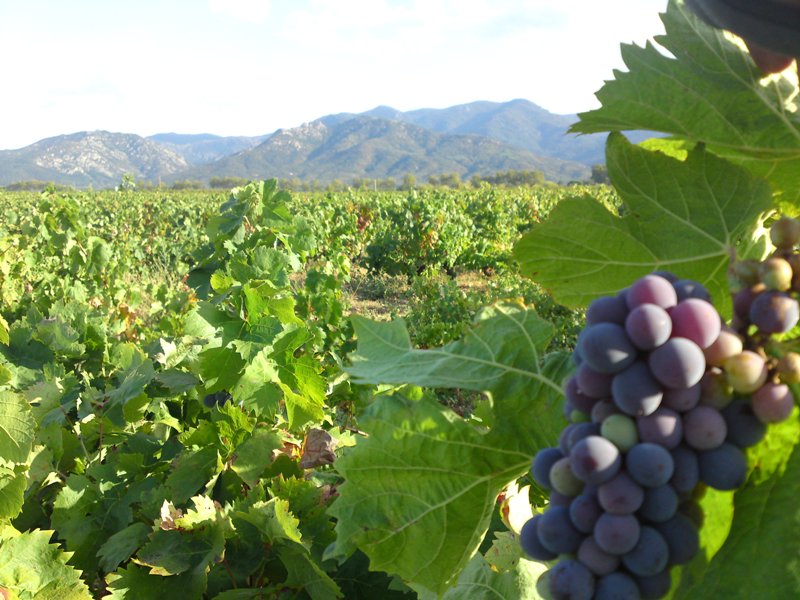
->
520;267;797;600
203;390;231;408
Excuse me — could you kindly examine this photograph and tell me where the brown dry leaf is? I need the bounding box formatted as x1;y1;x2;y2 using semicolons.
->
299;428;337;469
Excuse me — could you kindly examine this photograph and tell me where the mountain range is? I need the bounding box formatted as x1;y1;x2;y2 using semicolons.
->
0;99;613;188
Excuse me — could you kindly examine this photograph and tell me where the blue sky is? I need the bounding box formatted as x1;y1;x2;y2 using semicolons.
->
0;0;667;149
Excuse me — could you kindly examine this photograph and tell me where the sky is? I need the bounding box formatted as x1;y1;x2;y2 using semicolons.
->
0;0;667;150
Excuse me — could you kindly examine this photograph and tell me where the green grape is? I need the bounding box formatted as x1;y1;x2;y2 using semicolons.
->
770;216;800;250
723;351;768;394
759;257;793;292
600;414;639;452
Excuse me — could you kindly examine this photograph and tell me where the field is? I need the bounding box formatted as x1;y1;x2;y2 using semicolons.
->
0;181;594;598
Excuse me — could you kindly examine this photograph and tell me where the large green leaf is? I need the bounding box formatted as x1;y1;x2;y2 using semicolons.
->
0;529;92;599
514;134;771;312
334;304;572;594
330;394;533;596
348;303;562;396
573;0;800;205
0;391;35;464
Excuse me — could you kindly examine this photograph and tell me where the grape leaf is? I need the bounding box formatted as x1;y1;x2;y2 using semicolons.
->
572;0;800;205
672;413;800;598
105;563;206;599
97;522;151;572
0;465;26;519
0;314;9;346
329;394;536;596
348;302;562;396
165;446;222;504
0;529;92;599
334;304;571;593
230;428;284;487
278;543;343;600
413;550;545;600
0;391;35;464
514;134;771;312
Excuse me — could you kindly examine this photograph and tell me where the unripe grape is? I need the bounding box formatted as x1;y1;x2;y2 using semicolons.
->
550;457;585;496
724;351;768;393
778;352;800;384
759;257;793;291
601;414;639;452
733;260;761;286
770;216;800;249
703;327;743;367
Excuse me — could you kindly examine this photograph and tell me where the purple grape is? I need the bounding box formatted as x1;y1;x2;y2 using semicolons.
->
566;375;600;413
587;294;629;326
567;422;601;452
636;570;672;599
733;284;765;321
559;423;580;455
546;559;595;600
752;382;795;424
722;399;767;447
594;572;642;599
578;323;638;374
570;492;603;533
661;383;701;412
625;303;672;350
576;363;614;399
594;513;641;555
698;367;733;410
537;506;583;555
598;471;645;515
652;270;679;283
570;436;622;485
749;291;799;334
698;443;748;490
577;536;620;576
669;298;721;349
592;399;622;423
655;513;699;565
683;405;728;450
638;484;679;523
669;445;699;495
531;447;563;490
626;443;674;488
627;274;678;310
637;408;683;449
648;337;706;389
519;515;557;561
612;361;664;417
622;526;669;576
549;491;574;507
673;279;711;302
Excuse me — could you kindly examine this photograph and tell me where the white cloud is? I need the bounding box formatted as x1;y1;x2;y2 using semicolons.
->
209;0;271;24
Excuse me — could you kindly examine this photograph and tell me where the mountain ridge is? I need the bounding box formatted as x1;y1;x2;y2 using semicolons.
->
0;99;610;188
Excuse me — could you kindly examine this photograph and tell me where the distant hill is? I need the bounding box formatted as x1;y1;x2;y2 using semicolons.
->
176;116;591;184
371;99;607;165
0;131;187;188
148;132;269;165
0;99;634;188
